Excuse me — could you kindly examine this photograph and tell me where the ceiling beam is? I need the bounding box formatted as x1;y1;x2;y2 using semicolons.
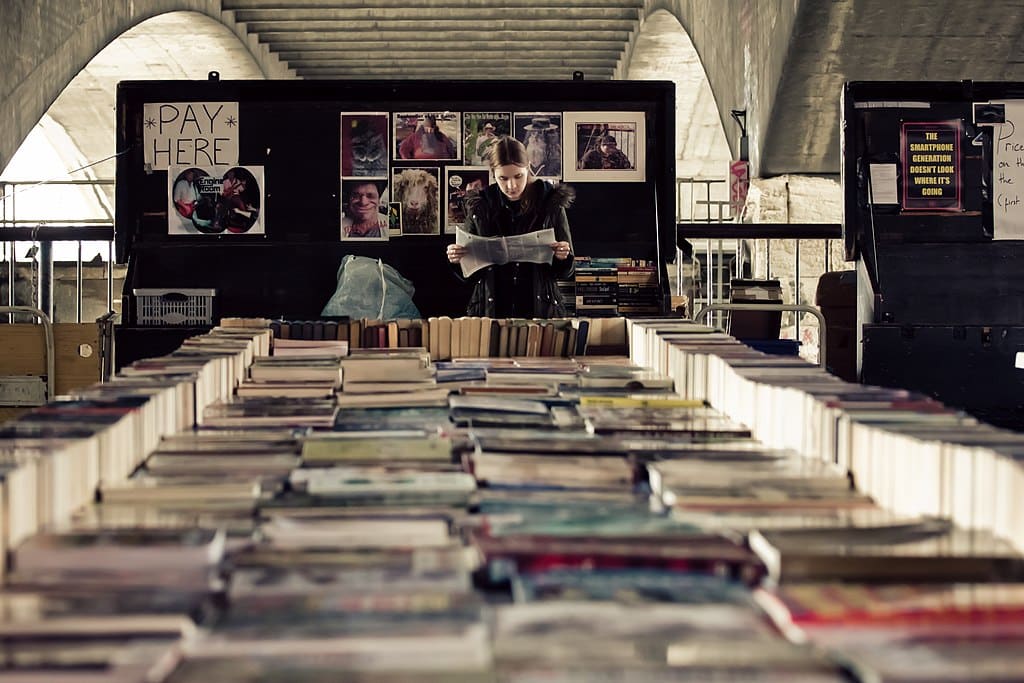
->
226;0;643;8
244;20;635;33
234;8;640;21
295;66;615;78
257;30;631;42
283;57;618;68
276;48;624;60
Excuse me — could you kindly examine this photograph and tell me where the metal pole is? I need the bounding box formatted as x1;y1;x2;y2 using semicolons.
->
107;241;114;313
39;239;53;321
76;241;83;323
793;239;801;341
4;242;12;316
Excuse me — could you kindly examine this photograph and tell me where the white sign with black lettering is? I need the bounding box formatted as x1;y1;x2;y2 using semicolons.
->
992;100;1024;239
143;102;240;171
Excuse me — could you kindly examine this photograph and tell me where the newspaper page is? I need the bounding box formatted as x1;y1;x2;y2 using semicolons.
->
455;227;555;278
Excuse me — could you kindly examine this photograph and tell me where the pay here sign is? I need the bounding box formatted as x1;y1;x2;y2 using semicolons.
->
143;102;240;171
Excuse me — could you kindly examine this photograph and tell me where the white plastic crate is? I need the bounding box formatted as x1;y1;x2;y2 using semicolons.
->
133;288;216;326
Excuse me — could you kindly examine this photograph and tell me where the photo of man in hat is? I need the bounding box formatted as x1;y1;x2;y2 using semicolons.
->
580;133;633;170
474;121;499;164
515;113;562;177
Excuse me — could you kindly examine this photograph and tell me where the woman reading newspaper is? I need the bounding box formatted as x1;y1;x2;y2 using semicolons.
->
447;137;575;317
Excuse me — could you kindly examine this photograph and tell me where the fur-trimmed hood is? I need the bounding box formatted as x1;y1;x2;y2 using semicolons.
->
464;179;574;235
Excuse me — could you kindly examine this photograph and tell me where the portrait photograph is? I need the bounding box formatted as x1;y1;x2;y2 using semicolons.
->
393;112;461;161
168;164;264;235
392;166;440;235
388;202;403;237
563;111;646;182
340;112;389;178
514;112;563;179
445;166;492;234
463;112;511;166
340;178;390;241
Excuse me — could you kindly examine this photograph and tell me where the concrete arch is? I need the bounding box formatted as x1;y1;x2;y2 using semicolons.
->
621;9;731;182
0;0;294;174
624;0;801;178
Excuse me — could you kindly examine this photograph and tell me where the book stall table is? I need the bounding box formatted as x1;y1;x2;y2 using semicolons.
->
1;317;1024;680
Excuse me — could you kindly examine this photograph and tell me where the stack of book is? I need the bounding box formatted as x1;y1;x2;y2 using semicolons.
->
572;256;619;317
237;355;343;399
616;259;662;316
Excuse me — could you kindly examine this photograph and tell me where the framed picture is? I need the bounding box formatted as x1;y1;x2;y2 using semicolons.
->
445;166;492;234
563;111;646;182
392;166;441;235
168;165;264;235
388;202;403;237
340;112;389;178
340;178;390;241
463;112;511;166
393;112;461;161
513;112;562;179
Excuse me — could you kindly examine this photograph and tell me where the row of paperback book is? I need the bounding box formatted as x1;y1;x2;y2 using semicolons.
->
1;318;1024;680
627;317;1024;552
260;316;634;358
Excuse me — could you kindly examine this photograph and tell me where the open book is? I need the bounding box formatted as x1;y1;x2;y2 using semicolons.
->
455;227;555;278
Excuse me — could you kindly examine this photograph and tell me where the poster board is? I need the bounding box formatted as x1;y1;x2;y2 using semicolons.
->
115;79;676;321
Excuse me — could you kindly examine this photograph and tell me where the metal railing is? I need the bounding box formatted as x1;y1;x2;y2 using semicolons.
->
675;173;844;351
1;179;117;324
0;306;55;401
694;302;828;369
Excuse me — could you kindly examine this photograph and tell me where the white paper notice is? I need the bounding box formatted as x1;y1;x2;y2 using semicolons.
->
455;228;555;278
868;163;898;204
993;101;1024;239
143;102;240;171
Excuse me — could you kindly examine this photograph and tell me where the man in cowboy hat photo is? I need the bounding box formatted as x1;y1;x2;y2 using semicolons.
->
473;120;500;165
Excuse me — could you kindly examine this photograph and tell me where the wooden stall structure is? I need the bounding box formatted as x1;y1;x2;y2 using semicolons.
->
113;78;676;368
843;80;1024;428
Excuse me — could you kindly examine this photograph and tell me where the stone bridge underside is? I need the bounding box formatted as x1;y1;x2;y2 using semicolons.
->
5;0;1024;178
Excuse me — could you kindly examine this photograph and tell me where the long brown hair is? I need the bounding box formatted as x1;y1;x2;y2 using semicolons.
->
487;137;539;211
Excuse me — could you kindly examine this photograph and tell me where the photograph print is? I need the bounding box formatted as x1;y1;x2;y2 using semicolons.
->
563;111;646;182
392;166;440;235
463;112;511;166
341;112;389;178
394;112;461;161
514;112;562;179
169;165;264;235
340;178;390;241
388;202;402;237
445;166;492;234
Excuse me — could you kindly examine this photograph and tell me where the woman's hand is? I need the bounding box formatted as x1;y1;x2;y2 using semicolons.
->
550;241;572;261
447;244;466;263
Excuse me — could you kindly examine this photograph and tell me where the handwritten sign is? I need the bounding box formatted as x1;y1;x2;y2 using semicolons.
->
900;121;960;211
992;101;1024;239
143;102;239;171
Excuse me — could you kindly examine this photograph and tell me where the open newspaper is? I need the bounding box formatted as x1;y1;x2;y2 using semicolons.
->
455;227;555;278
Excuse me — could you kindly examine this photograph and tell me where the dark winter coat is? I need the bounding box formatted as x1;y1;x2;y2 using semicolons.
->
458;180;575;318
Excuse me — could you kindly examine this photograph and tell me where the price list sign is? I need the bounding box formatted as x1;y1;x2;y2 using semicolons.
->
901;121;961;211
